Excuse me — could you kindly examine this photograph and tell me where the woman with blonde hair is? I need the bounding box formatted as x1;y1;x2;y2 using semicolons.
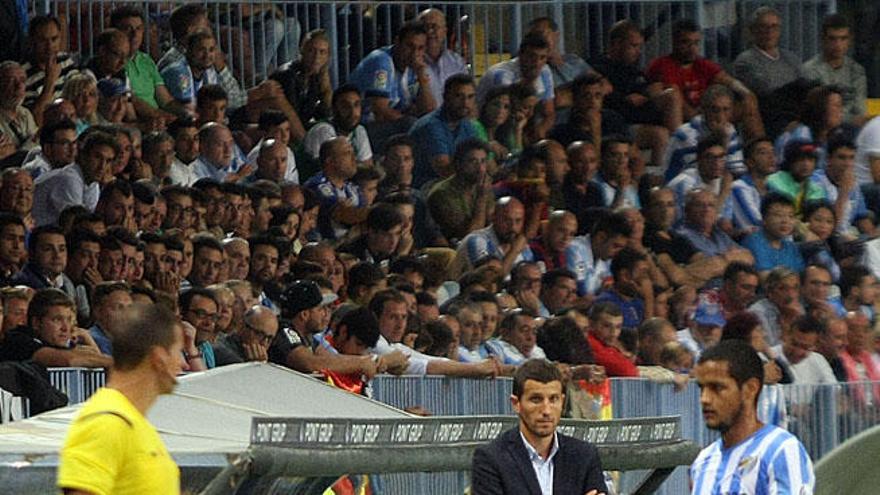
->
61;73;99;134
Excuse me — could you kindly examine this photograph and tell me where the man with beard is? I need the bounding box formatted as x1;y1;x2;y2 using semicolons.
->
427;139;494;242
691;340;814;494
161;29;221;112
409;73;480;188
58;304;184;494
304;84;374;169
453;196;534;278
247;235;284;313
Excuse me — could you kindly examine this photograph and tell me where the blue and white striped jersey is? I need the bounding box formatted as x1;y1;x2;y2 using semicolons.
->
690;424;814;495
664;116;745;182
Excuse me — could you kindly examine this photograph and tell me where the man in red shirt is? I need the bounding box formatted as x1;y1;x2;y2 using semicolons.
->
585;301;639;377
646;19;764;140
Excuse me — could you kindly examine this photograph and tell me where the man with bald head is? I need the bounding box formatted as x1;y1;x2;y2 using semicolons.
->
417;9;467;105
213;305;279;365
192;123;236;181
455;196;534;277
250;138;289;183
676;189;753;263
304;137;366;240
530;210;577;271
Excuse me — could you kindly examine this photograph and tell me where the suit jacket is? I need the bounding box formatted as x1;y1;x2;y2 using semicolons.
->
471;427;607;495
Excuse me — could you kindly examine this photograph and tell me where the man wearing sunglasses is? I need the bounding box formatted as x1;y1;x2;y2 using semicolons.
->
213;304;278;366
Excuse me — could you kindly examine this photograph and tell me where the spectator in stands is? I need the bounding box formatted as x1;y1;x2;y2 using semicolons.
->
21;15;79;127
812;138;874;236
675;189;753;263
775;85;845;171
484;309;545;365
24;119;78;179
586;135;640;209
88;281;132;355
799;201;841;284
538;269;578;317
304;84;374;170
348;20;436;146
167;117;200;186
668;132;730;219
838;311;880;401
187;235;225;289
0;214;26;286
802;14;867;125
647;19;763;140
454;196;533;278
817;317;848;381
720;311;786;384
409;74;479;188
702;262;760;321
801;264;845;321
63;227;101;316
840;266;879;325
11;224;75;296
33;131;117;227
82;29;134;119
339;203;405;264
548;73;628;150
742;193;804;275
561;141;598;231
110;6;180;126
527;16;594;94
586;302;637;377
60;74;98;134
304;137;366;241
664;84;744;181
477;33;555;138
160;29;222;113
179;287;220;368
0;61;38;161
595;248;652;330
637;317;678;366
749;267;802;347
270;28;332;136
447;301;486;362
529;209;577;273
0;168;35;230
214;305;278;366
589;20;683;135
427;139;494;242
0;288;111;367
767;139;826;216
721;137;775;236
733;7;802;98
95;180;135;230
772;314;837;384
245;110;300;184
141;131;175;186
417;9;468;105
191;123;238;182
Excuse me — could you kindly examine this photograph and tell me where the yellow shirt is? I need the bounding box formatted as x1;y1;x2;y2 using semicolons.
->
58;388;180;495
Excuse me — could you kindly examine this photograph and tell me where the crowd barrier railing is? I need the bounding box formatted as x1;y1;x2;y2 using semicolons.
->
29;0;834;90
22;369;879;493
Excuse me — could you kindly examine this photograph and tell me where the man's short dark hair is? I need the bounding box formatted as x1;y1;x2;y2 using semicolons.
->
396;20;427;42
29;14;61;36
112;303;178;371
672;18;700;39
518;32;549;54
39;119;77;146
99;179;133;204
92;281;132;308
179;287;218;315
744;136;773;161
368;288;406;319
0;212;25;235
348;262;386;300
821;13;849;37
790;314;825;335
389;256;426;277
67;228;102;254
827;136;856;158
332;83;361;105
541;268;576;290
443;73;475;100
610;247;646;279
110;5;144;26
366;203;405;232
452;138;490;173
512;358;563;398
167;116;198;139
258;109;288;131
382;133;415;155
760;192;794;218
80;130;120;157
609;20;642;44
169;3;207;40
28;288;76;324
723;262;758;283
527;16;558;32
840;266;874;299
192;234;224;258
197;84;227;105
592;211;633;239
28;224;65;258
698;340;764;398
696;131;726;158
589;301;622;321
571;73;604;98
338;306;381;348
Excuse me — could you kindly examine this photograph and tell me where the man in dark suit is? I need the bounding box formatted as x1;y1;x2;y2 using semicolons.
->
471;359;608;495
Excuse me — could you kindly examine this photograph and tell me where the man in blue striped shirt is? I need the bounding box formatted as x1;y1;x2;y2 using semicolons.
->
691;340;814;495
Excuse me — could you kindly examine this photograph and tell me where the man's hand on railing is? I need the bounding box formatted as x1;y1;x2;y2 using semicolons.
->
672;373;690;392
379;350;409;375
764;361;782;384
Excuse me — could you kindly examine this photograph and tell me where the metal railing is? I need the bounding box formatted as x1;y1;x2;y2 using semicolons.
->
29;0;835;91
18;369;878;494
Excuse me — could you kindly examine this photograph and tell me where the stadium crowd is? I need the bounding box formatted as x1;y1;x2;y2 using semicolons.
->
1;3;880;411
